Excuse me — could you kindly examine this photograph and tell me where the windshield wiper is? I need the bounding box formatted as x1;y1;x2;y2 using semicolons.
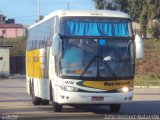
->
80;56;96;77
99;56;117;79
80;56;117;78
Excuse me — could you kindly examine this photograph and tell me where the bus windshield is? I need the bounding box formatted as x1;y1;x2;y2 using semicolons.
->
60;38;134;79
59;17;134;80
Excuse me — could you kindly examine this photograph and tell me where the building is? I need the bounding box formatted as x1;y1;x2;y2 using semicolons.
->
0;14;25;38
0;45;11;78
0;24;24;38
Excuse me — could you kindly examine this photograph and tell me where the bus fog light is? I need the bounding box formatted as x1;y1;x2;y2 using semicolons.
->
124;97;128;100
61;95;65;99
60;85;79;92
129;96;133;100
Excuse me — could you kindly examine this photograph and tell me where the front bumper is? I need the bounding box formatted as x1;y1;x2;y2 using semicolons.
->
56;90;133;104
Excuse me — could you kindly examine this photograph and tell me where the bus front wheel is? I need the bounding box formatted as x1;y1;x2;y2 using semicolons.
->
109;104;121;113
52;102;62;112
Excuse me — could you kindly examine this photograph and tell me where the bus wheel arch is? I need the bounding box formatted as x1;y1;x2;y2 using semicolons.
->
50;81;62;112
31;79;42;105
50;81;53;101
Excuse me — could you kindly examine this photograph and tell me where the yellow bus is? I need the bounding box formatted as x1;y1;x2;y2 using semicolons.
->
26;10;143;112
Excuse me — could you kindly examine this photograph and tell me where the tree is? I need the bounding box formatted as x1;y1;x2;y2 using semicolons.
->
113;0;129;13
140;0;148;38
36;15;44;22
129;0;143;22
148;0;160;19
147;0;160;39
0;37;26;56
92;0;129;11
92;0;106;9
151;20;160;40
92;0;160;38
104;1;115;10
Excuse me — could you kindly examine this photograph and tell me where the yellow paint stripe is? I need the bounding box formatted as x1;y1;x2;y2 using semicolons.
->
83;80;134;90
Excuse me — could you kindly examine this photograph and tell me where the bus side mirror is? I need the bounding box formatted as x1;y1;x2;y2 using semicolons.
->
52;34;60;56
135;34;144;59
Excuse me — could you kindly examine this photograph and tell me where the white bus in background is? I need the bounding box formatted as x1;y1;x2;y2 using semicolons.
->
26;10;143;112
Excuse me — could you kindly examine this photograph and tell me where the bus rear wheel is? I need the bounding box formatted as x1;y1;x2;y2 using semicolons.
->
31;81;42;105
52;102;62;112
42;99;49;105
109;104;121;113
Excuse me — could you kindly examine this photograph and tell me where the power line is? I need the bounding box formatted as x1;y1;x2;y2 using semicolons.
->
0;1;93;8
0;0;95;25
67;2;70;10
11;15;37;18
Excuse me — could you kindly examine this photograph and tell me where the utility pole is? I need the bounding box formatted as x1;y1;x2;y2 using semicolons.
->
38;0;40;20
67;1;70;10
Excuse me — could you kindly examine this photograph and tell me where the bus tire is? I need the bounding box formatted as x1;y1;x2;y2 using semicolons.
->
42;99;49;105
52;102;62;112
109;104;121;113
31;80;42;105
50;83;62;112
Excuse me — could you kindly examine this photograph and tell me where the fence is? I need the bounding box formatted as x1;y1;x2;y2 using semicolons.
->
10;56;25;74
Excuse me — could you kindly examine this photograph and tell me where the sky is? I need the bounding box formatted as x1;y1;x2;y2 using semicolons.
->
0;0;95;25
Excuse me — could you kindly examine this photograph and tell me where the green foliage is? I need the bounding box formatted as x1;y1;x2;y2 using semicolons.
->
92;0;129;12
36;15;44;23
148;0;160;19
151;20;160;40
129;0;143;22
92;0;160;39
147;0;160;40
113;0;129;13
92;0;105;9
140;0;148;38
0;37;26;56
104;1;115;10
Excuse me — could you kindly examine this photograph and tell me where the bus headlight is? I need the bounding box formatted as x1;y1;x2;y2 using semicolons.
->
60;85;79;92
122;87;129;92
117;87;133;93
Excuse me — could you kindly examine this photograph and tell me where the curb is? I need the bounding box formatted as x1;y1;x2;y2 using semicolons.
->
134;86;160;88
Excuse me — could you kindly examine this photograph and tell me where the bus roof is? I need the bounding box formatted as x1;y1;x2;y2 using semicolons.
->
28;10;131;29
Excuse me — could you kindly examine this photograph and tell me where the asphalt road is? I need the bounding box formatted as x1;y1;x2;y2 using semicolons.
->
0;77;160;120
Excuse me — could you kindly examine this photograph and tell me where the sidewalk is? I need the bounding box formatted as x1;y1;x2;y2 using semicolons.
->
9;74;26;79
0;74;26;80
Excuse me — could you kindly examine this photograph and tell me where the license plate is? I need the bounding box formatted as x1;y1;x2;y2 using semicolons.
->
91;96;104;101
